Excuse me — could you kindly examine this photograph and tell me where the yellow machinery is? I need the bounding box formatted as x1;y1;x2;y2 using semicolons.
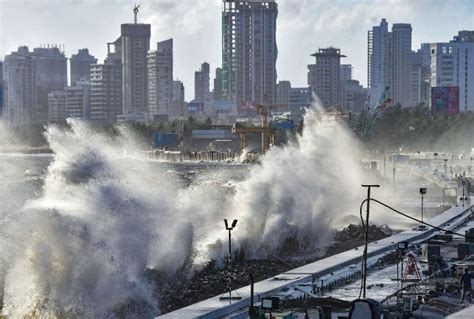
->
232;104;287;153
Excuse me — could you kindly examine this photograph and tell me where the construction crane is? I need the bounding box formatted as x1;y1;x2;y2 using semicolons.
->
133;4;141;24
357;86;392;138
232;104;287;153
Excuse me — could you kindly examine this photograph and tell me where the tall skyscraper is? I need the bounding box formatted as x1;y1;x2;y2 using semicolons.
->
194;62;210;103
368;20;413;107
3;47;38;125
430;31;474;112
308;48;346;108
368;18;388;98
120;23;151;120
147;39;173;120
221;0;278;111
89;40;123;123
32;47;67;123
70;48;97;86
389;24;413;107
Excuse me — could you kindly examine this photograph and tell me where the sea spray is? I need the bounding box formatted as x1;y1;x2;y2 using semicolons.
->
0;120;192;317
0;106;371;316
206;108;367;259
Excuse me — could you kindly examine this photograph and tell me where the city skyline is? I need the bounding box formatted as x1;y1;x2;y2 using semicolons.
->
1;0;473;100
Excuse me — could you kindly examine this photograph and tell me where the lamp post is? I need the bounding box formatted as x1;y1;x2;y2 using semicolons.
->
225;219;238;262
420;188;427;223
461;179;466;208
221;219;240;302
361;184;380;299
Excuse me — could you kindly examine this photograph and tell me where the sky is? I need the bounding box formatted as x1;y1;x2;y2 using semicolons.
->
1;0;473;100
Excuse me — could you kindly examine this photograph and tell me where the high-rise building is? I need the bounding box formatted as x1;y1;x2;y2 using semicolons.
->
389;23;413;107
172;80;186;118
147;39;173;120
89;40;123;123
70;48;97;86
222;0;278;110
308;48;346;108
3;47;38;126
32;47;68;123
368;20;413;107
368;18;388;98
194;62;210;104
120;23;151;120
430;32;474;112
213;67;223;101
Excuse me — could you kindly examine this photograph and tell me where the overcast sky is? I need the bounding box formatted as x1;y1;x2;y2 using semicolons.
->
1;0;473;100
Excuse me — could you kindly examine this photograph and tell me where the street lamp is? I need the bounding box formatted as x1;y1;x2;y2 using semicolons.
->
420;188;427;223
224;219;238;262
220;219;241;302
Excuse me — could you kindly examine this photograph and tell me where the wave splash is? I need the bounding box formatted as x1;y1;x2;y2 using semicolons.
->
0;108;366;317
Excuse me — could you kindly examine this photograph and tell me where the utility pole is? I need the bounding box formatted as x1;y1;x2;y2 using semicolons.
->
361;184;380;299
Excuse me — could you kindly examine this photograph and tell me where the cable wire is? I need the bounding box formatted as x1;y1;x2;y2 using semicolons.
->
370;198;474;240
357;197;473;299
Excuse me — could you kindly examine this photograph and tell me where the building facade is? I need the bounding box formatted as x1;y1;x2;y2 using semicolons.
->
276;80;291;106
70;48;97;86
147;39;173;120
120;23;151;120
222;0;278;110
194;62;210;104
48;81;90;123
368;18;388;100
32;47;67;123
48;91;67;123
430;32;474;112
368;20;413;107
89;41;123;123
3;47;38;126
308;48;346;109
213;67;223;102
172;80;186;119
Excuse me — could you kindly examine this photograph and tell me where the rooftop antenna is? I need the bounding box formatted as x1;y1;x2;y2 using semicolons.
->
133;4;140;24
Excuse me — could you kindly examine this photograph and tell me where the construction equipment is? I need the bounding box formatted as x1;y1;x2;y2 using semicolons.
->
232;104;287;153
357;86;392;138
133;4;141;24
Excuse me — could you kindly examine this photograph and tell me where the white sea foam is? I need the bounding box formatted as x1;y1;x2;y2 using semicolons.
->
0;106;371;317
